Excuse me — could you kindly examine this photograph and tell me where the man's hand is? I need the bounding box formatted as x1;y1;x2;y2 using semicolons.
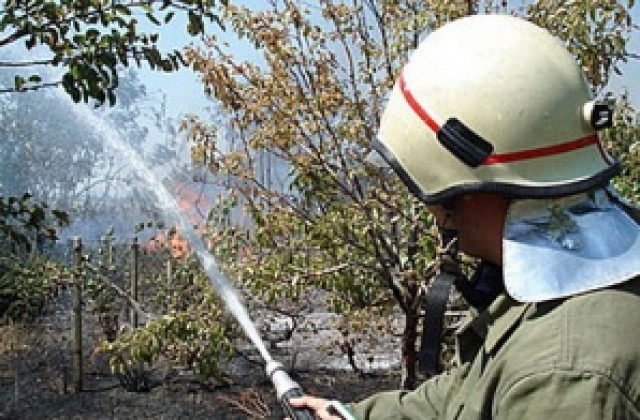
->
289;396;350;420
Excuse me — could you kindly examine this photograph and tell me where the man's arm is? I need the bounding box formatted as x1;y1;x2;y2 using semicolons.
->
348;364;469;419
495;370;640;419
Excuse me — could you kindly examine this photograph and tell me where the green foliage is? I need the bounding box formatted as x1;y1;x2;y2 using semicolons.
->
0;193;68;254
603;93;640;204
0;193;68;322
80;229;126;342
0;0;226;105
104;306;235;380
528;0;635;91
95;229;236;384
0;254;66;322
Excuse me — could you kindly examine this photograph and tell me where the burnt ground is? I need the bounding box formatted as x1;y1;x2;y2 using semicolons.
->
0;351;399;420
0;366;398;419
0;320;401;420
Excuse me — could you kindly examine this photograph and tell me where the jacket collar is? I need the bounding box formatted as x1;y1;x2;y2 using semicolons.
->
456;294;529;363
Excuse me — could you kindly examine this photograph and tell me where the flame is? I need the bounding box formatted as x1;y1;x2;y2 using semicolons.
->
143;181;214;258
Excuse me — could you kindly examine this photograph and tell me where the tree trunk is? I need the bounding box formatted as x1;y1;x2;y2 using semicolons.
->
400;277;420;389
467;0;476;15
130;237;139;328
400;307;420;389
72;237;83;392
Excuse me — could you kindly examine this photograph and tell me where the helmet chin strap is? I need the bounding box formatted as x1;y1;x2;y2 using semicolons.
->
418;205;504;376
418;206;463;376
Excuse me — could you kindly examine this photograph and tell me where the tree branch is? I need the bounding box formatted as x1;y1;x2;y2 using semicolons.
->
0;59;56;67
0;81;62;94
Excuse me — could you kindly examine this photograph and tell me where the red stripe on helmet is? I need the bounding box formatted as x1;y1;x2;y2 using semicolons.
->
399;74;441;133
398;73;608;166
481;135;601;165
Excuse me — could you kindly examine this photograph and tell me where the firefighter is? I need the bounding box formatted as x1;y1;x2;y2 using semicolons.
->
292;14;640;419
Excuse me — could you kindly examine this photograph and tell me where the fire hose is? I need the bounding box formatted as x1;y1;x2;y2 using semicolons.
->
266;359;355;420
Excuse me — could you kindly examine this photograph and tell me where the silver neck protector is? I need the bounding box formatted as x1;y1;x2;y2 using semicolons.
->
503;187;640;302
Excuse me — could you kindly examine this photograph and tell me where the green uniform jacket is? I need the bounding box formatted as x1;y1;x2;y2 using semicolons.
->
350;277;640;419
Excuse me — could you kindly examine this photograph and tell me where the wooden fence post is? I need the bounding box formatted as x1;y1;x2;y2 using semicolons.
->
72;236;83;392
131;237;139;328
166;256;172;288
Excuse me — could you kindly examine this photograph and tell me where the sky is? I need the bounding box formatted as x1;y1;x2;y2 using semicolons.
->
136;12;243;120
610;19;640;104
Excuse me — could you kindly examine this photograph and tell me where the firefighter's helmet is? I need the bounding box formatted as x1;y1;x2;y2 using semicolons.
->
374;14;620;204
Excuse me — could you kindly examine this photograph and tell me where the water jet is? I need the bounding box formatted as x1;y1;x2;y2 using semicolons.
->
59;92;325;419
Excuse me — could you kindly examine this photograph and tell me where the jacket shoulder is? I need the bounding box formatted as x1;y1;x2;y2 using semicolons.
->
495;278;640;412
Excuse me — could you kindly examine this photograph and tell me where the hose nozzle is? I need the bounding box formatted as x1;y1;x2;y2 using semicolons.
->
265;360;355;420
266;360;314;420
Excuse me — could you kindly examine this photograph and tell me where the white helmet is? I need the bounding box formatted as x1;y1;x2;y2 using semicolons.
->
375;14;620;204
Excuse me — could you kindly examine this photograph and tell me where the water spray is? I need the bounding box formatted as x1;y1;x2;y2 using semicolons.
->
60;97;355;419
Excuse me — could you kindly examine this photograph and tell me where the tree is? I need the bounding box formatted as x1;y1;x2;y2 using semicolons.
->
605;93;640;204
0;0;225;106
184;0;637;389
0;1;239;387
0;67;175;223
0;82;108;212
0;192;68;321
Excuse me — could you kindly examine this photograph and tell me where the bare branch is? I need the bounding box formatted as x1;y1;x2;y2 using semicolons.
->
0;81;62;93
0;59;56;67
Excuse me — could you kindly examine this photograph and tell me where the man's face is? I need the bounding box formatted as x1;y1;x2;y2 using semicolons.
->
426;204;451;229
427;195;509;265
